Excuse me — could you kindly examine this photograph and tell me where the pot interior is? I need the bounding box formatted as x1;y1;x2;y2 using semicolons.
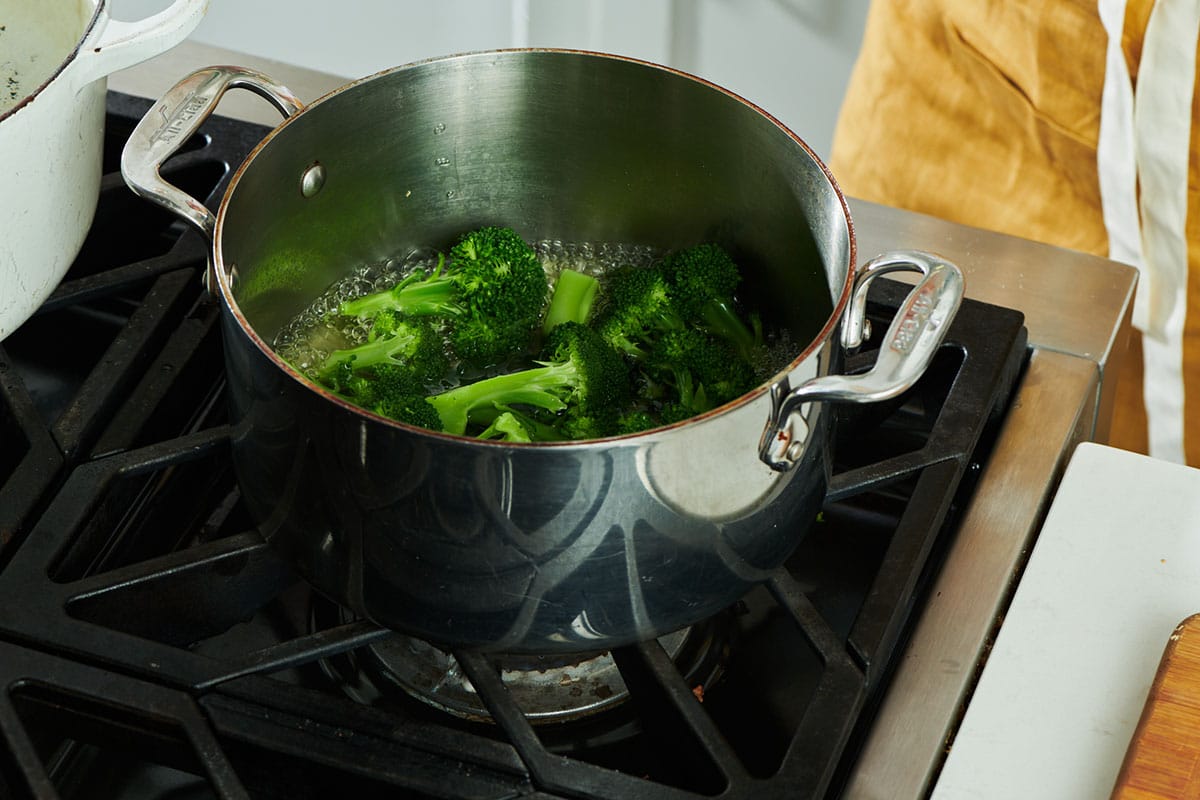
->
218;50;849;357
0;0;95;117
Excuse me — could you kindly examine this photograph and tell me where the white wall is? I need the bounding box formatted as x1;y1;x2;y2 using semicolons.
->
111;0;870;157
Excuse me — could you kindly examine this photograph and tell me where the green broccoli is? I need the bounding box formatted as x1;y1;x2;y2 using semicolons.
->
317;311;447;391
593;264;681;360
307;235;766;439
477;411;535;443
647;327;758;410
338;226;549;367
374;392;445;431
314;312;448;427
616;409;657;435
620;327;759;428
470;405;565;442
658;243;762;362
592;244;761;360
426;321;629;438
542;268;600;333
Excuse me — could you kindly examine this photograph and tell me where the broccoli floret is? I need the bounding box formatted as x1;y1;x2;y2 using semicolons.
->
477;411;534;443
659;402;696;425
314;314;449;429
426;321;628;438
556;408;614;441
649;328;758;408
339;253;452;319
593;264;682;359
631;328;758;427
317;313;447;389
470;405;565;442
311;235;765;439
659;243;762;361
616;409;657;435
542;268;600;333
338;227;549;367
374;393;444;430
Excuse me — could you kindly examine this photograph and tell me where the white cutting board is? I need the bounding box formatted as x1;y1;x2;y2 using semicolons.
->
932;442;1200;799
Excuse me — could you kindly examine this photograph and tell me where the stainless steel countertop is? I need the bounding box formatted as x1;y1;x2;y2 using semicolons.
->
845;200;1135;799
114;42;1140;799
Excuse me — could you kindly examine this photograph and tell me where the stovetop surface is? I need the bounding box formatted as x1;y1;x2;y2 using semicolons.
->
0;93;1026;799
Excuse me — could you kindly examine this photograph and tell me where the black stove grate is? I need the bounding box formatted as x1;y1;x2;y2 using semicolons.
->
0;93;1027;799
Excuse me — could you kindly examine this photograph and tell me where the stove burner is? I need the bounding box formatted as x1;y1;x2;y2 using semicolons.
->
315;597;732;724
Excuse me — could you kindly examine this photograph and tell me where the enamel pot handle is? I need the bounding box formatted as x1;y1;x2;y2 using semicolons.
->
759;250;965;471
120;66;304;289
69;0;210;89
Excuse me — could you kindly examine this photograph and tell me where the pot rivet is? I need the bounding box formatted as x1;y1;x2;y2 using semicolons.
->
300;162;326;198
784;415;810;463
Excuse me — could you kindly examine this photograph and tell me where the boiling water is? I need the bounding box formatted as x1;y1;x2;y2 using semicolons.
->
273;240;663;386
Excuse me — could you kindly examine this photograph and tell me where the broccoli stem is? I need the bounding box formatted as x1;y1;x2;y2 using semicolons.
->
700;299;758;356
470;405;565;441
339;253;458;319
318;327;418;383
542;269;600;333
478;411;534;443
339;274;457;318
427;360;580;435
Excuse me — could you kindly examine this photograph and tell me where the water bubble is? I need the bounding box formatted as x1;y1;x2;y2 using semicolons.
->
402;247;439;269
433;122;446;134
434;156;451;167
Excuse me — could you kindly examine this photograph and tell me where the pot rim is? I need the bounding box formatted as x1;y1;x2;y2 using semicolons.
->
0;0;105;124
212;47;858;448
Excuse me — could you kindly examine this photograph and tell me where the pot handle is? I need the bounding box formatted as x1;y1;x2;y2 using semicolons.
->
121;66;303;289
69;0;210;89
759;250;964;472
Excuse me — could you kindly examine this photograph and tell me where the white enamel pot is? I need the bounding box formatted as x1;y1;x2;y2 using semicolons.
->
0;0;208;340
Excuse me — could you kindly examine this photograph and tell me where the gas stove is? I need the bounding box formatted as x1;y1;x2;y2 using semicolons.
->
0;91;1041;799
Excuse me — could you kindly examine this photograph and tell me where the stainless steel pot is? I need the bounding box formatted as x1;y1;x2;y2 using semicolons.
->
121;52;963;654
0;0;207;340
